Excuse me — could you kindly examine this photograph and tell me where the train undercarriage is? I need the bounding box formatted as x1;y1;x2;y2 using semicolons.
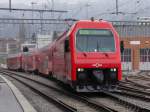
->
72;68;118;92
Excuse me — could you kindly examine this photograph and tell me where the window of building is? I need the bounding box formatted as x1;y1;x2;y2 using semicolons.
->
140;48;150;62
121;49;131;62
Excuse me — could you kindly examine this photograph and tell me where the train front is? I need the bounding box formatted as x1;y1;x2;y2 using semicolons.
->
70;20;122;92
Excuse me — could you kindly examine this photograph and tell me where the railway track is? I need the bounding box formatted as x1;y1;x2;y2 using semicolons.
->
124;76;150;90
86;87;150;112
109;72;150;111
114;89;150;101
100;72;150;112
2;69;150;112
0;70;117;112
118;84;150;96
1;71;77;112
102;91;150;112
124;71;150;88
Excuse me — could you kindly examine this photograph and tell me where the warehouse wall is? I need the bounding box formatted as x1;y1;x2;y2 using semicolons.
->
120;37;150;71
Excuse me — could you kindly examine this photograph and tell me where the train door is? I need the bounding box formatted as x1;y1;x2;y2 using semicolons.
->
24;53;28;72
139;48;150;71
121;49;132;71
53;40;66;81
48;50;53;75
42;53;48;74
64;37;72;83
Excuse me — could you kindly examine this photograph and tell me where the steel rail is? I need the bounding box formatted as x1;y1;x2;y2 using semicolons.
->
1;70;117;112
1;72;77;112
103;91;150;112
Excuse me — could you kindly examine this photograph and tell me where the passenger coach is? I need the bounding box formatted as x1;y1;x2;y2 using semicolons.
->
7;53;22;71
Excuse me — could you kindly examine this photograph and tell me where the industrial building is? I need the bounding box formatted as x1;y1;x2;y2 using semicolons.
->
113;21;150;71
0;38;19;54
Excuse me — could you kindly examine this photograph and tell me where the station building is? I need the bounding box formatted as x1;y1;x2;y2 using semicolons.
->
113;21;150;71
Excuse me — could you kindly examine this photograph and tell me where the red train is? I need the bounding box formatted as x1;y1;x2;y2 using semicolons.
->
22;50;38;73
7;19;124;92
7;53;22;71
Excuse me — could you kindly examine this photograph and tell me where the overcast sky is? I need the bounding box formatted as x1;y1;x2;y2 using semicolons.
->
0;0;88;5
0;0;149;39
0;0;149;20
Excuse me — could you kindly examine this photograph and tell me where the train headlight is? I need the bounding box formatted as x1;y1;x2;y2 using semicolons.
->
110;68;117;72
77;68;84;72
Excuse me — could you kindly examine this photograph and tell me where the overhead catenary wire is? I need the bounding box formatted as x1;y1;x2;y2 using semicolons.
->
71;0;92;19
93;0;136;18
71;5;86;18
134;0;150;14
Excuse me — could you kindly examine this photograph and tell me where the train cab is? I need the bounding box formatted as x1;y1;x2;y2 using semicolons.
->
53;19;123;92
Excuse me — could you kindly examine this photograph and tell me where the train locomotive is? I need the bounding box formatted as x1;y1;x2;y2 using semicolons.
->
7;19;123;92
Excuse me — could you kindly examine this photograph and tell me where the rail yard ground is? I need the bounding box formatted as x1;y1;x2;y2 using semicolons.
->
0;69;150;112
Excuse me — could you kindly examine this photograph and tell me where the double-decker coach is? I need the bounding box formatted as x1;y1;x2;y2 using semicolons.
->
7;53;22;71
22;50;38;73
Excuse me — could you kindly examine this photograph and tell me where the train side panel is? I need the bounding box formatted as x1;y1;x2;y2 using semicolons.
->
7;53;22;71
38;48;49;75
52;32;72;83
27;53;35;72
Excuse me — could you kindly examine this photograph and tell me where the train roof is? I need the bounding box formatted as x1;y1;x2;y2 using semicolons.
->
65;19;113;36
74;20;112;28
76;19;110;23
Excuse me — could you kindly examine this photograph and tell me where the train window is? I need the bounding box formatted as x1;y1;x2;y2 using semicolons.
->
64;37;70;52
23;46;29;52
121;49;131;62
120;41;124;53
140;48;150;62
44;58;48;68
76;29;115;52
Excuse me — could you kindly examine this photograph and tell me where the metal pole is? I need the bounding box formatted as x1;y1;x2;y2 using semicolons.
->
85;3;91;19
85;3;90;19
9;0;11;12
31;2;37;40
40;11;43;34
87;4;88;19
31;2;34;24
51;0;54;31
31;2;37;23
116;0;119;15
51;0;54;18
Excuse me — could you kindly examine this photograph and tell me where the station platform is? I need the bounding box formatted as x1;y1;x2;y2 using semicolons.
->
0;74;37;112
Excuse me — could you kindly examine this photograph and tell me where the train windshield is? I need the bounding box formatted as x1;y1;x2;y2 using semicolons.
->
76;29;115;52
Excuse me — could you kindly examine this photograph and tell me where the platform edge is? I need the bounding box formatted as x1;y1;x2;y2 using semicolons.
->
0;75;37;112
